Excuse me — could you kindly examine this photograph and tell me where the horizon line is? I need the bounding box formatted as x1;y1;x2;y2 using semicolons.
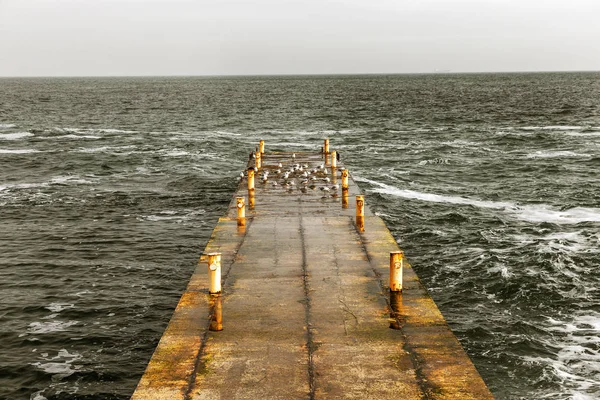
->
0;69;599;79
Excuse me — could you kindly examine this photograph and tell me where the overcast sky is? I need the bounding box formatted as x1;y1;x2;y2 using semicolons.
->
0;0;598;76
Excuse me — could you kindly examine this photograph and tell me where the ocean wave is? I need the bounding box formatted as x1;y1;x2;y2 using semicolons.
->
523;313;600;399
0;123;17;130
565;131;600;137
138;209;206;222
0;176;93;193
527;151;588;159
45;303;75;313
54;127;137;135
0;132;33;140
0;149;40;154
360;178;600;224
39;134;102;140
28;320;78;334
521;126;582;131
31;349;82;379
75;145;137;153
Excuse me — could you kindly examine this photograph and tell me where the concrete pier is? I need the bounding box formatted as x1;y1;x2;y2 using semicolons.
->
131;148;494;400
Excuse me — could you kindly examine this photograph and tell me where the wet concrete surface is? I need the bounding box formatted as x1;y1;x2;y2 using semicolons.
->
132;151;494;400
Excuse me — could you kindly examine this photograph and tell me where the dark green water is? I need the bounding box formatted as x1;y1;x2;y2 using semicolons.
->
1;73;599;399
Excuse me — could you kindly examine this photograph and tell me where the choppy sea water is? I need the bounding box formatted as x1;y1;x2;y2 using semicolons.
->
1;73;599;400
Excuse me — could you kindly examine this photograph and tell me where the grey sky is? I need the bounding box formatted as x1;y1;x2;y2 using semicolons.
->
0;0;598;76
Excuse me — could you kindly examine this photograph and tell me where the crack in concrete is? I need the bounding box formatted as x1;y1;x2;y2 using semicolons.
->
299;213;316;400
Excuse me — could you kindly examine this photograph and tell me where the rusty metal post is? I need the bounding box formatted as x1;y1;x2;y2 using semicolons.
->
324;138;330;154
331;151;337;168
390;251;404;292
207;252;222;294
342;190;349;209
236;197;246;226
255;151;261;170
356;216;365;232
341;169;349;190
356;195;365;232
248;191;255;209
259;140;265;155
356;195;364;217
247;167;255;191
209;295;223;331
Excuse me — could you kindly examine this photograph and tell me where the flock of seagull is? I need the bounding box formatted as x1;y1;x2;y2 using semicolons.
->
239;154;341;198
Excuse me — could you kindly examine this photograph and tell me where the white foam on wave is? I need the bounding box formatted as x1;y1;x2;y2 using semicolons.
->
440;139;480;148
0;123;17;129
55;127;136;135
521;125;582;131
31;390;48;400
527;151;587;159
45;303;75;313
95;128;137;134
76;145;136;153
0;132;33;140
523;313;600;398
565;131;600;137
40;134;102;140
139;209;206;223
0;149;40;154
360;177;600;225
31;349;82;379
28;320;78;334
0;175;92;193
163;150;190;157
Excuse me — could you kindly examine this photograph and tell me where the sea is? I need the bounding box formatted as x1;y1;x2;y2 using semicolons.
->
1;73;599;400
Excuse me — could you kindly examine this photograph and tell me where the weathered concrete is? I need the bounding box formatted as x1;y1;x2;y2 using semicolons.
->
132;150;494;400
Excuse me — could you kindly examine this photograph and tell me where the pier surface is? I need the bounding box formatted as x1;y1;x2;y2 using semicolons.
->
132;151;493;399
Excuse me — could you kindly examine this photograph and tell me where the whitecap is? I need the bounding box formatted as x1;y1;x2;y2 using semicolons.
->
530;313;600;396
360;177;600;224
31;349;82;379
526;151;586;158
28;320;78;334
565;131;600;137
163;150;190;157
0;132;33;140
50;176;93;185
0;149;40;154
31;391;48;400
45;303;75;313
95;128;137;134
521;126;582;131
39;134;102;140
0;123;17;129
76;145;136;153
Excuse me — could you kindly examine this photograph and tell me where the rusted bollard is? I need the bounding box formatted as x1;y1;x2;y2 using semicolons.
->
341;169;349;190
356;195;364;217
390;251;404;292
342;190;349;209
255;151;261;170
356;195;365;232
209;295;223;331
324;138;330;154
236;197;245;226
247;167;255;191
207;252;222;294
331;150;337;168
259;140;265;155
248;191;255;209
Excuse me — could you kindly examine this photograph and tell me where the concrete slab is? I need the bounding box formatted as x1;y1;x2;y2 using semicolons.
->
132;149;494;400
